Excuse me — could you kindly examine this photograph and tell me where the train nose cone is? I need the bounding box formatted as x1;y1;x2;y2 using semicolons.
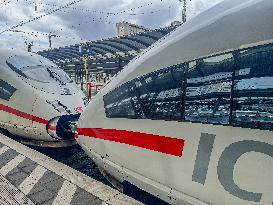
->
47;117;59;139
47;114;80;140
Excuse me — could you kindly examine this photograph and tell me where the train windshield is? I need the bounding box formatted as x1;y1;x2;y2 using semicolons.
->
6;55;72;84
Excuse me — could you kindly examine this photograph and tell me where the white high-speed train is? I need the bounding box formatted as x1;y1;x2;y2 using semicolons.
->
0;49;87;147
76;0;273;204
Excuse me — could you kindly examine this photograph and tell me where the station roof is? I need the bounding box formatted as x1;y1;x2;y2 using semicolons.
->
37;26;177;63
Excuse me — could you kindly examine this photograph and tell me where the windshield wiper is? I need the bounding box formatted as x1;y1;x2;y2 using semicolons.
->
46;68;65;85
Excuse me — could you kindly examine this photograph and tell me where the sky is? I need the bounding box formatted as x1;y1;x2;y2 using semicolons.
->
0;0;224;52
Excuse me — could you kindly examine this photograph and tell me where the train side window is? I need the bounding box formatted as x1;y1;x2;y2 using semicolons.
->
104;64;185;120
104;82;138;118
0;79;16;101
232;44;273;130
132;64;185;120
185;53;234;124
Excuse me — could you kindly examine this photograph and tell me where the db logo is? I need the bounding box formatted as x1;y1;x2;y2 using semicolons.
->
74;106;84;113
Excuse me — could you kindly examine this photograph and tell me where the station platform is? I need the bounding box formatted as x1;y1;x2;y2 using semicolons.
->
0;133;143;205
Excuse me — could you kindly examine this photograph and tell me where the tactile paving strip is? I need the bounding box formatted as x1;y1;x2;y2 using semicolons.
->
0;144;104;205
0;134;143;205
0;173;35;205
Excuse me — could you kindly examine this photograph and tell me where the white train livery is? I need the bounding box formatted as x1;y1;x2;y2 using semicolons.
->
0;49;87;147
76;0;273;204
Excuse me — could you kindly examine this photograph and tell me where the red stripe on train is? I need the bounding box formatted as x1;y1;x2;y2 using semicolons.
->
47;124;57;131
77;128;185;157
0;104;48;125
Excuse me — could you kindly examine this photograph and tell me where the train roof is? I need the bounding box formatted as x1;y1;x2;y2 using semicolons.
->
0;49;21;63
0;49;53;68
103;0;273;92
0;49;34;62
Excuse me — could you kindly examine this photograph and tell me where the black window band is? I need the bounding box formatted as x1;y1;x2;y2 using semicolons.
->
103;43;273;131
0;79;16;101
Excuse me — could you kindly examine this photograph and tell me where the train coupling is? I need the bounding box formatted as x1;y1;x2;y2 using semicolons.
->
47;114;80;140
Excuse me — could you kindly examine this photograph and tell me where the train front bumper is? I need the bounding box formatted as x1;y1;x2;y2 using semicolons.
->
47;114;80;140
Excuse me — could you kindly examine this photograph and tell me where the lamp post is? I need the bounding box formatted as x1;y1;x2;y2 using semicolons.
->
83;54;92;99
179;0;187;23
48;34;57;49
24;41;33;52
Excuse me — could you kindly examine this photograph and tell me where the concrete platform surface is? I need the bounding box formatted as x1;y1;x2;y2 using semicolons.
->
0;133;143;205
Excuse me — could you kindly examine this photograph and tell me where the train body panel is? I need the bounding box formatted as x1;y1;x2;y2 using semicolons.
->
0;49;86;146
79;123;273;205
77;0;273;204
31;92;85;141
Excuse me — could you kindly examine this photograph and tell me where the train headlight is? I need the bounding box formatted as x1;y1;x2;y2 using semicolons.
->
46;117;60;139
70;123;79;139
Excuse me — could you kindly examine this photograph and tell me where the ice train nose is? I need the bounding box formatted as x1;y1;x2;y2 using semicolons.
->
47;114;80;140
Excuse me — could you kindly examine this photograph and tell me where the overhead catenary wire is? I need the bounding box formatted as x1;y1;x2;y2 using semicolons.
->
19;3;166;37
65;2;154;15
0;0;183;52
0;0;84;34
8;29;87;43
0;0;12;8
40;1;168;17
1;0;177;34
0;0;64;9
